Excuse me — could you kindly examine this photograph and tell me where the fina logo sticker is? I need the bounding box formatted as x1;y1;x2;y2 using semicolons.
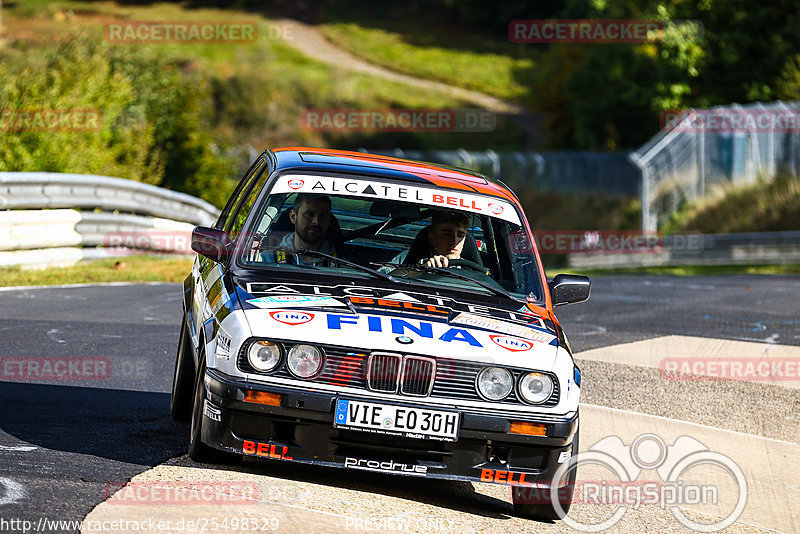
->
288;178;304;190
488;203;504;215
269;311;314;325
490;335;533;352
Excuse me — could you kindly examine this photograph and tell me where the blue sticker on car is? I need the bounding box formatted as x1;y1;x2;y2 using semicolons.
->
335;399;349;424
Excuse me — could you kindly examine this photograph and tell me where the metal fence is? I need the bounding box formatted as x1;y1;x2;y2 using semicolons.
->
631;100;800;231
363;148;641;196
236;100;800;232
567;231;800;269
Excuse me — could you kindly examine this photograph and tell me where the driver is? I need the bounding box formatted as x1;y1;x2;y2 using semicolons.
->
273;194;338;265
422;211;470;268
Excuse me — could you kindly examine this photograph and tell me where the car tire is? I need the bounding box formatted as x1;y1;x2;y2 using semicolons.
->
188;357;223;463
512;424;579;521
170;320;194;422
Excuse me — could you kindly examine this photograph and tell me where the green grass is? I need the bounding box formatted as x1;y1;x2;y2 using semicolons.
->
2;1;524;153
0;255;193;287
320;22;538;107
664;174;800;234
555;264;800;277
4;256;795;288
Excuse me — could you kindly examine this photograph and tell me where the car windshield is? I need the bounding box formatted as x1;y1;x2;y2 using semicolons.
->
238;176;543;301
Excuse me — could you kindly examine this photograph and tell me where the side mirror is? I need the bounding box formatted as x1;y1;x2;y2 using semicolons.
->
191;226;230;260
549;274;591;306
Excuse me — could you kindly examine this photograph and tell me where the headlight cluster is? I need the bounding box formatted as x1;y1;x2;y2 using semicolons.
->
518;372;554;404
476;367;555;404
247;341;281;372
287;344;324;378
246;340;324;378
477;367;513;400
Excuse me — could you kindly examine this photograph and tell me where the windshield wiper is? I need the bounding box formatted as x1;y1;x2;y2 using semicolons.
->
258;245;400;284
377;263;518;301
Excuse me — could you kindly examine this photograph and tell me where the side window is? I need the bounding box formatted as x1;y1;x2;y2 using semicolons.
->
228;162;271;240
253;194;289;234
216;158;267;229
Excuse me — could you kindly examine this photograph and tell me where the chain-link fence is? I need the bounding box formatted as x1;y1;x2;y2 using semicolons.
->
631;100;800;231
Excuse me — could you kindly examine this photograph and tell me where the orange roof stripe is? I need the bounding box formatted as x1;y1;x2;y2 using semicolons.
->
272;147;519;204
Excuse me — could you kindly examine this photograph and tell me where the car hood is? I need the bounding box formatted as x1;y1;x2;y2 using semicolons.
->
235;281;560;372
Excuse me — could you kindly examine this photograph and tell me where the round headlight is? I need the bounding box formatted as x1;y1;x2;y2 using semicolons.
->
287;344;324;378
519;372;554;404
477;367;513;400
247;340;282;372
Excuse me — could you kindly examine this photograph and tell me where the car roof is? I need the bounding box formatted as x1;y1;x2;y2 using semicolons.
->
268;147;519;204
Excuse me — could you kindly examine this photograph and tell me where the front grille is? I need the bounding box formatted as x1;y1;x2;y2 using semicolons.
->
367;353;401;392
400;356;435;396
238;339;560;406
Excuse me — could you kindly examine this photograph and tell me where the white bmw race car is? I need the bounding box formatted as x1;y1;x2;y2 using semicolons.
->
171;148;590;520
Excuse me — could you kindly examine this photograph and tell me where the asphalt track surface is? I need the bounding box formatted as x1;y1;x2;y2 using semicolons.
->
0;275;798;533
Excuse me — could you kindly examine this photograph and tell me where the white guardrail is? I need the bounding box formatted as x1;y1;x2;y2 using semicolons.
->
567;232;800;269
1;173;796;270
0;173;220;268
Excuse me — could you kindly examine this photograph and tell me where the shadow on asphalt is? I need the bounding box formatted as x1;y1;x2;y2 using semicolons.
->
0;381;187;466
169;453;542;522
0;380;554;524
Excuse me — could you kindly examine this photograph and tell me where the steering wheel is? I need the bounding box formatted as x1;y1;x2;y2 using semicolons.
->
447;258;489;273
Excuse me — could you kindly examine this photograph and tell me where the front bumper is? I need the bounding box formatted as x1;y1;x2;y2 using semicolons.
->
201;369;579;486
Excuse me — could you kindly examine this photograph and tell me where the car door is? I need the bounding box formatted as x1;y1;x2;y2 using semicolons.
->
190;156;269;358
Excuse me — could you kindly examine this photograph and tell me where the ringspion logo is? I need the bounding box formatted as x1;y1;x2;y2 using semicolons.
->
516;433;747;532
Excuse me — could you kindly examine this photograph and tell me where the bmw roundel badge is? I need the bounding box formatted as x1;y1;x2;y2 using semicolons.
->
395;335;413;344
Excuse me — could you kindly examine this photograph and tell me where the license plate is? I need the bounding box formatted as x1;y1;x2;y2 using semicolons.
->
334;399;459;442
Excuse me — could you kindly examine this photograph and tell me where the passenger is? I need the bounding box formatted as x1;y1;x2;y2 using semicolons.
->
422;211;470;268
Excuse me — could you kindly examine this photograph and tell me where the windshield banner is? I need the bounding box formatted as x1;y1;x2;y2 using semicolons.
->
271;174;521;225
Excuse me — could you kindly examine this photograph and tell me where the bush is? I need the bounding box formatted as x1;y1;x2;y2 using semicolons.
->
0;34;237;207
